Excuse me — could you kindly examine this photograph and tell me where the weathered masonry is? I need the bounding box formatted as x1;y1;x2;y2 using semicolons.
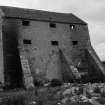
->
0;6;104;89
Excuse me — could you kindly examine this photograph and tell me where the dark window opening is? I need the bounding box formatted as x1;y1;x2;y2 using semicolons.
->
23;39;31;44
70;25;75;30
72;41;78;45
50;23;56;28
51;41;59;46
22;20;30;26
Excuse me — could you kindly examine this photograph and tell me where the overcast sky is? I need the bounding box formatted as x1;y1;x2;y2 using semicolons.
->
0;0;105;60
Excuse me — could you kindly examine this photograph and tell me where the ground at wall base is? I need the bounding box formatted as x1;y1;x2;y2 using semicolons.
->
0;83;105;105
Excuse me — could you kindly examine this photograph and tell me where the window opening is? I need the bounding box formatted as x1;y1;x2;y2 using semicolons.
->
70;25;75;30
50;23;56;28
23;39;31;44
51;41;59;46
22;20;30;26
72;41;78;45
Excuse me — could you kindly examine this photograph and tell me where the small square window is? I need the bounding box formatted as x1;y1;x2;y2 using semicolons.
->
72;41;78;45
51;41;59;46
22;20;30;26
70;25;75;30
50;23;56;28
23;39;31;44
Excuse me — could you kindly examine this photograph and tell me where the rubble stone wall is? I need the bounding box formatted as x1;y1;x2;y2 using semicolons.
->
2;18;90;82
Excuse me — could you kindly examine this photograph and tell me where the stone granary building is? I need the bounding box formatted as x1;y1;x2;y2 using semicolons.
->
0;6;104;89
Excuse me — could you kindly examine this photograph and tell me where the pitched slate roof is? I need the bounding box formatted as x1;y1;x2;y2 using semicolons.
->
0;6;87;25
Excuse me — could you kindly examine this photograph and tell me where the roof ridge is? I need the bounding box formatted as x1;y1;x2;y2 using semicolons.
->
0;6;87;25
